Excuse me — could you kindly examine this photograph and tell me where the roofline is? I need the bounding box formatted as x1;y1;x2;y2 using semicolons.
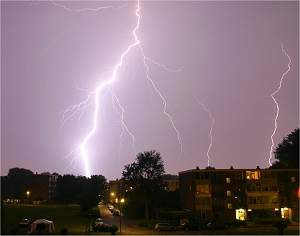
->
179;168;299;175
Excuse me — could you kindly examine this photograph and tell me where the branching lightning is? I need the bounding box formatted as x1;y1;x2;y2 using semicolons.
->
56;0;182;176
268;44;291;166
195;98;215;167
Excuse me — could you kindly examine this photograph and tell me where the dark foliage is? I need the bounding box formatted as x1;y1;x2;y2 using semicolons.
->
122;150;165;223
2;168;34;199
271;128;299;169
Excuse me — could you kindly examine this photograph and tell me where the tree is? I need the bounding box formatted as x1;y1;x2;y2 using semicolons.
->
56;174;107;210
122;150;165;223
6;168;34;199
271;128;299;169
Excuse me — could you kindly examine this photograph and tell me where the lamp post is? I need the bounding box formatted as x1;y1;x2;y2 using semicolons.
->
119;198;125;233
26;190;30;203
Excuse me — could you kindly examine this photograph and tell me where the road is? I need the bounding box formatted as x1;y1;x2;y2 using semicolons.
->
98;204;299;235
98;204;153;234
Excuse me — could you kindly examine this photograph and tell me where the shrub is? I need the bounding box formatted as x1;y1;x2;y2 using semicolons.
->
60;227;68;234
273;219;289;235
109;225;118;235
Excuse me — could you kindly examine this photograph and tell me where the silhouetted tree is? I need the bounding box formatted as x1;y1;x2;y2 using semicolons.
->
56;174;107;213
6;168;34;198
122;150;165;223
271;128;299;169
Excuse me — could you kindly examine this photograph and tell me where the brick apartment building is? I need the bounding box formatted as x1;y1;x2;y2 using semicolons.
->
179;167;299;221
30;173;59;202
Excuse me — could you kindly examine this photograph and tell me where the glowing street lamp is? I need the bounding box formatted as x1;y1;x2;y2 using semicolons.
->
119;198;125;233
110;192;115;197
26;190;30;197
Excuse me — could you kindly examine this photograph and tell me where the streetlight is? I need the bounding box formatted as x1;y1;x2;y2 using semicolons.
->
119;198;125;233
26;190;30;203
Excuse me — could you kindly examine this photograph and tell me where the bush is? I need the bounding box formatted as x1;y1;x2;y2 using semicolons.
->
253;217;280;225
60;227;68;234
109;225;118;235
273;219;289;235
225;220;247;227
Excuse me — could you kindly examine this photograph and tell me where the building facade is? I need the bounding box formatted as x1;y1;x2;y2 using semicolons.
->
179;167;299;221
163;174;179;192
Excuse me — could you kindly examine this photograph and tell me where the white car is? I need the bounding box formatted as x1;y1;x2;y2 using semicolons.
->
108;204;114;211
94;218;104;227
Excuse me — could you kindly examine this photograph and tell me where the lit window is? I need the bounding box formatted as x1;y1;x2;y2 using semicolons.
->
196;184;209;194
291;177;296;183
246;171;260;180
227;190;231;197
226;178;231;183
236;209;246;221
227;203;232;209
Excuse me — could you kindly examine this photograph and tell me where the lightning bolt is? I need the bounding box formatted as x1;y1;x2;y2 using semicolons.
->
55;0;182;176
195;98;215;167
268;43;292;166
140;48;183;153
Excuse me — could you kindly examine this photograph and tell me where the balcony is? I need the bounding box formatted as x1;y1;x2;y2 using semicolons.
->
247;203;279;210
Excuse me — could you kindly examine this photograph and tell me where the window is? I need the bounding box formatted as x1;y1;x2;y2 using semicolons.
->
226;190;231;197
227;203;232;209
246;171;260;180
196;184;209;194
291;177;296;183
226;177;231;183
236;209;246;221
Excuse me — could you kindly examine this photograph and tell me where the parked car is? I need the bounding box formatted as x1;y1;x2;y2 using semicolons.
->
18;218;30;227
94;218;104;227
93;222;114;232
206;220;226;230
176;222;189;231
154;223;176;231
108;204;114;211
112;209;120;216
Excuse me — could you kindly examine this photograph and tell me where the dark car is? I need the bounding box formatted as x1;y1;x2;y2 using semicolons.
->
19;218;30;227
154;223;176;231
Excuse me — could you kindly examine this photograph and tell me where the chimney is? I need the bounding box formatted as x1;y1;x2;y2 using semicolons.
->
256;166;260;169
196;166;200;170
230;166;234;170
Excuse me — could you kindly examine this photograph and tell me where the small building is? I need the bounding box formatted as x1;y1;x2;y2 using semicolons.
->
30;173;58;202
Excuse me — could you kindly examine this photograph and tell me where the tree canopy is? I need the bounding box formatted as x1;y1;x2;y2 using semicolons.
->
122;150;165;222
122;150;165;189
271;128;299;169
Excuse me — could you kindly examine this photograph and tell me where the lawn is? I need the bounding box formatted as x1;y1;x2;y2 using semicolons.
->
1;204;94;234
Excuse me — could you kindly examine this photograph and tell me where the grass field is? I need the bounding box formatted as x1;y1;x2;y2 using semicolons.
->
1;204;94;234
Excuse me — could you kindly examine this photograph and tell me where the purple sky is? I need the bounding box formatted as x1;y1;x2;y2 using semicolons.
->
2;1;299;180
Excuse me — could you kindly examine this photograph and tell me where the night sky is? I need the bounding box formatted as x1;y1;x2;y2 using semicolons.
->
2;1;299;180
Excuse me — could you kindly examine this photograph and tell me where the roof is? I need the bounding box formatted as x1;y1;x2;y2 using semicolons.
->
179;168;299;175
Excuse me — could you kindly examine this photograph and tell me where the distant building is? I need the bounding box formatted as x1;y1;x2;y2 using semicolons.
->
30;173;58;202
163;174;179;192
179;167;299;221
108;179;128;203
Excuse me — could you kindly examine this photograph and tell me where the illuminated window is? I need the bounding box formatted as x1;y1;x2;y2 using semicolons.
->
291;177;296;183
246;171;260;180
196;184;209;194
227;203;232;209
236;209;246;221
226;178;231;183
226;190;231;197
281;207;291;219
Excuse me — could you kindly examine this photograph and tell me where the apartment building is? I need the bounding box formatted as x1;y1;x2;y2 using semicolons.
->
179;167;299;221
